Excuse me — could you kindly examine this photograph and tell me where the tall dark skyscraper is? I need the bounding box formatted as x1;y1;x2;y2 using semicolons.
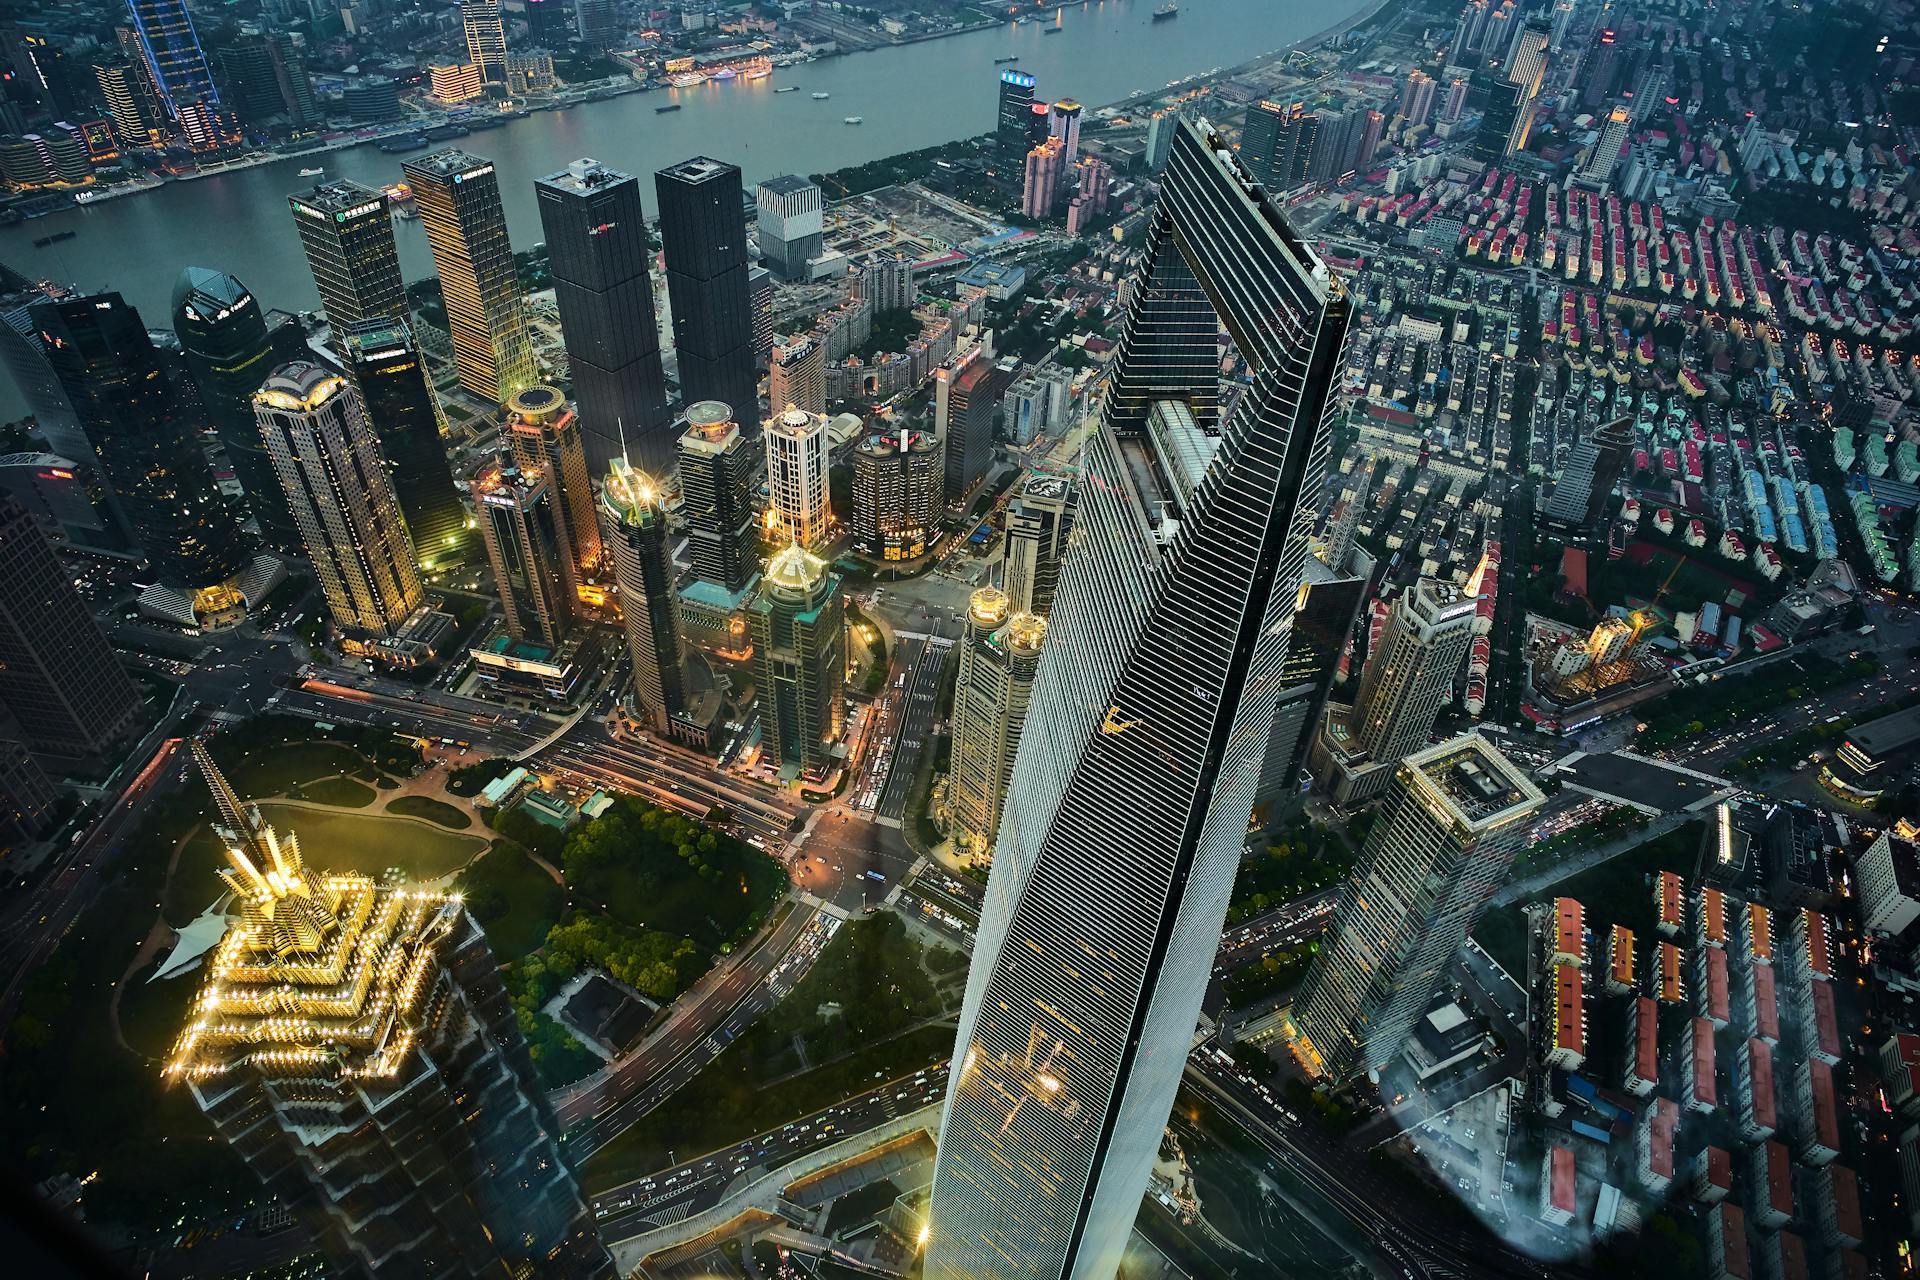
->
474;457;575;648
602;458;687;737
926;118;1350;1279
31;293;251;594
936;351;1013;505
404;149;535;403
1242;98;1319;190
0;493;141;762
1255;548;1371;824
1543;415;1633;531
676;400;757;594
339;320;469;571
655;157;758;427
289;181;408;343
1470;62;1524;166
169;747;615;1280
172;267;299;550
536;158;672;476
996;69;1037;162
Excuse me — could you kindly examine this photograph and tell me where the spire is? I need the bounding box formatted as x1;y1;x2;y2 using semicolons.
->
192;739;267;867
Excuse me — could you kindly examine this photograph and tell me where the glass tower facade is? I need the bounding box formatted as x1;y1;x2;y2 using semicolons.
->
124;0;219;118
655;157;758;429
402;149;536;403
602;459;687;736
536;159;672;476
289;181;408;342
926;118;1350;1280
474;458;574;649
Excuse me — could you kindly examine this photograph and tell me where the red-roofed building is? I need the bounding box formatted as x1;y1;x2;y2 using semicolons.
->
1559;546;1589;598
1738;1037;1777;1142
1656;871;1684;936
1540;1145;1576;1226
1552;898;1585;966
1744;902;1774;965
1625;995;1659;1097
1697;945;1731;1029
1797;978;1842;1067
1608;924;1635;995
1758;1230;1808;1280
1636;1097;1678;1194
1816;1165;1863;1250
1698;887;1728;949
1657;941;1685;1004
1750;1140;1794;1228
1743;960;1779;1046
1707;1202;1749;1280
1792;909;1832;984
1880;1032;1920;1119
1793;1058;1841;1166
1685;1016;1718;1114
1545;963;1587;1071
1693;1145;1732;1204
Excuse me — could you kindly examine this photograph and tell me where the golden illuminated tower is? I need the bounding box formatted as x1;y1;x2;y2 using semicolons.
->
402;149;535;402
508;385;602;580
169;743;613;1278
944;588;1047;863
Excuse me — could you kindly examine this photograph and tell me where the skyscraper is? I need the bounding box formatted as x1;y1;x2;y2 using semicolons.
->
859;251;916;313
0;493;140;762
254;363;423;640
338;320;469;570
289;181;407;342
93;59;165;148
746;544;845;775
1001;474;1074;617
1048;99;1084;179
1469;62;1524;165
851;425;940;561
676;400;757;594
1542;415;1632;529
169;746;615;1280
32;292;251;598
124;0;220;119
536;158;672;476
755;175;825;282
172;267;298;550
1022;137;1066;219
473;457;574;648
461;0;509;82
1290;734;1544;1082
1503;18;1552;155
936;350;1013;505
1254;548;1371;825
764;405;831;551
1242;99;1319;189
996;69;1037;162
926;118;1349;1280
656;157;758;427
945;587;1047;864
1583;26;1623;108
1314;578;1477;805
217;30;316;128
601;459;687;738
769;336;826;418
1579;102;1633;186
1399;70;1437;128
403;150;535;402
507;385;600;585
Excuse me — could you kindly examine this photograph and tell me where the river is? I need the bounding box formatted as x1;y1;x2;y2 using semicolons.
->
0;0;1366;418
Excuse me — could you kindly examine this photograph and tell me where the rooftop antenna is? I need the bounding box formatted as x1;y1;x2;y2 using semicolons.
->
616;416;630;467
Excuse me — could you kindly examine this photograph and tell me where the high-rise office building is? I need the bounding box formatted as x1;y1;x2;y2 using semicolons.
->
573;0;617;46
93;58;165;148
1255;548;1371;825
1399;70;1437;128
926;118;1349;1280
602;458;687;737
1243;99;1319;190
523;0;572;46
945;587;1046;863
289;181;407;342
403;150;535;403
1469;62;1524;166
677;400;757;593
1583;27;1623;108
124;0;220;119
172;267;298;550
1503;18;1551;155
764;405;831;551
1001;474;1073;617
851;425;940;561
1021;137;1066;219
1315;578;1477;805
996;69;1037;162
755;175;825;283
748;264;775;370
1627;58;1670;124
507;385;600;584
0;493;140;761
338;320;468;570
0;737;57;849
168;746;615;1280
746;544;845;775
536;158;672;476
1048;99;1083;179
1542;415;1631;529
217;30;316;128
768;336;826;419
1356;109;1386;168
31;292;251;596
656;157;758;427
254;363;423;640
1291;735;1544;1082
1579;102;1633;186
1452;0;1492;63
461;0;509;81
936;350;1013;505
473;457;574;648
1143;107;1182;172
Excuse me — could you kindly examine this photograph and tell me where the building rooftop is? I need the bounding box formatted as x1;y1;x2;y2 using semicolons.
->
288;179;387;215
658;155;736;184
1547;1146;1576;1214
1690;1018;1717;1104
1658;941;1684;1002
1847;704;1920;757
1644;1097;1677;1177
1745;1038;1776;1127
1610;925;1634;986
1760;1141;1793;1217
1750;963;1779;1042
1806;1060;1840;1152
537;157;633;195
1808;980;1841;1060
758;173;817;196
403;148;495;181
1402;734;1545;831
1702;946;1730;1022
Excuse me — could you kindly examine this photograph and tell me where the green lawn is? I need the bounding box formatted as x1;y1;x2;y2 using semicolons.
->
117;953;203;1063
388;795;474;829
456;841;565;963
290;776;377;808
217;740;370;798
164;807;487;923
